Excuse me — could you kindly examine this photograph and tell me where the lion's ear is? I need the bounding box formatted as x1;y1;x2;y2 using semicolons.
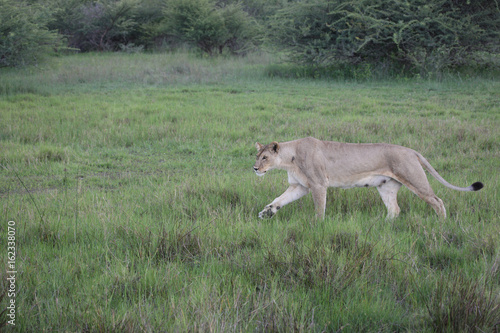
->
271;142;280;153
255;142;264;151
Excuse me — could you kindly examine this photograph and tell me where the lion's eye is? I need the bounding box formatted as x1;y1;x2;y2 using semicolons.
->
262;156;267;160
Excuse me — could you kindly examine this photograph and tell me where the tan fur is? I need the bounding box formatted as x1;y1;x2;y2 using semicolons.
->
254;137;483;219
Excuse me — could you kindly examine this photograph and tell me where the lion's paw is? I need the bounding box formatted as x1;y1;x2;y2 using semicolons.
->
258;205;279;219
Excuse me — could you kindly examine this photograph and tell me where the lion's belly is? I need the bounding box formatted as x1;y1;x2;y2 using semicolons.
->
329;175;392;189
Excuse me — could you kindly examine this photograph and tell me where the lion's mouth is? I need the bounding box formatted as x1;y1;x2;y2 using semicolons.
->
254;169;266;176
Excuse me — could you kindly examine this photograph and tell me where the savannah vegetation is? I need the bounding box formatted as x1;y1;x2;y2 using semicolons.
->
1;0;500;332
0;51;499;332
1;0;499;77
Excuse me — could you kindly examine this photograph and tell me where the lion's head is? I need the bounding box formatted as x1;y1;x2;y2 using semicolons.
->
254;142;280;176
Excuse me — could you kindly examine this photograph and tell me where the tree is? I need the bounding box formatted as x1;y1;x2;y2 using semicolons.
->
73;0;138;51
163;0;259;55
48;0;170;51
0;0;63;67
268;0;500;75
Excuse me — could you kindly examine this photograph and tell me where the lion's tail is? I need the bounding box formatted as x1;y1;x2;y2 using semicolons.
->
416;153;484;192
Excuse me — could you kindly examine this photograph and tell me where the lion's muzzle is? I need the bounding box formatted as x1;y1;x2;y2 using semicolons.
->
253;166;266;176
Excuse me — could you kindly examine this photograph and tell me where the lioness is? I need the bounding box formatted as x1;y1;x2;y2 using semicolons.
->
254;137;483;219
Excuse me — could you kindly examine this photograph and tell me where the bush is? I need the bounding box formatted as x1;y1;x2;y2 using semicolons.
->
65;0;138;52
127;0;166;49
162;0;260;55
0;0;64;67
49;0;171;52
268;0;500;76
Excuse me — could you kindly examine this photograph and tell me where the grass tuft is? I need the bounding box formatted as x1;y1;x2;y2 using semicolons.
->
426;273;500;332
155;229;205;263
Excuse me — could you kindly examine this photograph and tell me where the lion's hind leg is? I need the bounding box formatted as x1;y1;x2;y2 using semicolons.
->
377;179;402;219
409;187;446;218
407;187;446;218
311;186;327;220
425;195;446;218
394;166;447;219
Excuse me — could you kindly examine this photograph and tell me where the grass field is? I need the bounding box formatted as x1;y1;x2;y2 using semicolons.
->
1;52;499;332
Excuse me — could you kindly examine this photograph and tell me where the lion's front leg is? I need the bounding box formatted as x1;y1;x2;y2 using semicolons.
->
259;184;309;219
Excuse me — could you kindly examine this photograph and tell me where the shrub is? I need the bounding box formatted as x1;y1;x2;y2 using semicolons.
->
162;0;259;55
0;0;64;67
268;0;500;76
68;0;138;52
49;0;172;52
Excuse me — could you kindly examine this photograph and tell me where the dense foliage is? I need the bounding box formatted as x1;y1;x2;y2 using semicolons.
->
0;0;63;67
1;0;499;74
48;0;139;52
161;0;259;55
269;0;500;75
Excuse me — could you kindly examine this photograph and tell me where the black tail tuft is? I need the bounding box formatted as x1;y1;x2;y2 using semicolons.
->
471;182;484;191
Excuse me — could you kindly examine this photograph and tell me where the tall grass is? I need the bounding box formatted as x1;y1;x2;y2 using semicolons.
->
0;52;499;332
0;51;274;95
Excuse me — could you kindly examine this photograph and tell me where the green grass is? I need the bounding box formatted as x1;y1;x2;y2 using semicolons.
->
0;52;499;332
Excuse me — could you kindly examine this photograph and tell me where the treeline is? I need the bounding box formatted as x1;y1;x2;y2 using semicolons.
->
0;0;274;67
1;0;499;75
